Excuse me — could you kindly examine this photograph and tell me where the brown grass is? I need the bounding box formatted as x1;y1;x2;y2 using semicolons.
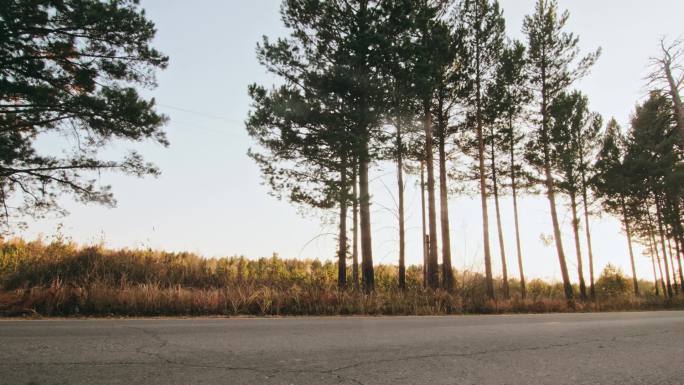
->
0;239;680;317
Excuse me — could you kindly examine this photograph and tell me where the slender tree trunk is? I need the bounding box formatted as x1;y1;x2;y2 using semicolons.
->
650;245;660;297
491;135;509;299
676;217;684;289
470;19;494;299
672;201;684;288
621;201;639;296
356;0;373;293
475;77;494;299
667;238;682;294
656;251;667;297
667;236;679;293
648;218;667;296
509;120;526;299
579;167;596;300
538;60;573;301
420;160;428;289
359;147;374;292
655;198;674;298
396;126;406;290
542;126;574;300
424;108;439;289
438;121;453;291
337;166;348;288
569;192;587;300
352;166;359;290
675;234;684;292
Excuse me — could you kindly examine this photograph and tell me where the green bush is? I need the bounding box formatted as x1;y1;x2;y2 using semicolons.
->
596;264;630;299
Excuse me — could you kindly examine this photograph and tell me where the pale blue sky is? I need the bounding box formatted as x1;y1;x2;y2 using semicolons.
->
20;1;684;282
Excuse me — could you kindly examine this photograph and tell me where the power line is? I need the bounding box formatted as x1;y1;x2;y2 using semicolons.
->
156;103;248;136
158;103;244;125
170;120;237;136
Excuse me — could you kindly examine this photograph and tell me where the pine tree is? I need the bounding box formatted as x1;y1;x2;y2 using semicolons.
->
396;0;454;289
456;0;506;299
247;0;390;290
379;0;429;289
522;0;600;301
623;92;680;297
594;118;640;295
483;39;530;299
548;91;600;300
434;16;461;291
0;0;169;230
246;84;353;287
340;0;388;293
433;75;456;290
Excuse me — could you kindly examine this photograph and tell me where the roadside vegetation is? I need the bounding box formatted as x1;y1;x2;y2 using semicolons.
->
1;239;679;317
245;0;684;302
2;0;682;314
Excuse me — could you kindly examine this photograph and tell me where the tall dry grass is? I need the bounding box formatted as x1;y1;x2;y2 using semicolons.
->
0;239;679;317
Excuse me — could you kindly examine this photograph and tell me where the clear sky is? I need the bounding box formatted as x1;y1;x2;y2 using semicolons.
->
19;0;684;283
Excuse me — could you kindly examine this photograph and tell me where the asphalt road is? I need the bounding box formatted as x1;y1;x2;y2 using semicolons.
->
0;311;683;385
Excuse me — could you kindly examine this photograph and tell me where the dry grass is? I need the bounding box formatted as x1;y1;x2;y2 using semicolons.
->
0;239;680;317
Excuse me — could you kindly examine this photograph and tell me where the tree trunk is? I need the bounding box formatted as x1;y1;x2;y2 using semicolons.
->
541;66;573;302
438;124;453;291
491;135;509;299
509;121;526;299
621;201;639;296
359;149;374;292
663;57;684;138
579;165;596;300
570;192;587;300
543;139;573;301
424;108;439;289
675;234;684;292
648;218;667;296
396;126;406;290
656;250;667;297
476;102;493;298
355;0;372;293
352;165;359;290
473;24;494;299
676;217;684;290
672;201;684;288
650;245;660;297
420;160;428;289
337;167;348;289
667;236;679;293
655;198;674;298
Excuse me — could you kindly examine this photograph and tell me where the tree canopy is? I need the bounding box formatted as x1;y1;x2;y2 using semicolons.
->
0;0;168;231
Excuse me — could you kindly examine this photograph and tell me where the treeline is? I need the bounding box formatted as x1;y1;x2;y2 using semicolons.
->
246;0;684;301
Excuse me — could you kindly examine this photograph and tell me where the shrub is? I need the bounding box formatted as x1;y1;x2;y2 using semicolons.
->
595;264;630;299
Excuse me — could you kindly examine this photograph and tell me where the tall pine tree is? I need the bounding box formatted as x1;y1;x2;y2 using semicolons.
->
522;0;600;301
456;0;506;299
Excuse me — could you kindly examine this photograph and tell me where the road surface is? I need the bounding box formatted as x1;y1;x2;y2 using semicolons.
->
1;311;683;385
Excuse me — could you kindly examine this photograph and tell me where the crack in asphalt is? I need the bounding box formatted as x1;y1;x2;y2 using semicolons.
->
125;325;366;384
123;325;675;385
126;325;176;364
329;329;677;374
5;325;674;385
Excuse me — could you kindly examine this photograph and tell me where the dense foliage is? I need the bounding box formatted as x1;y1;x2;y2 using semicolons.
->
247;0;683;303
0;0;168;230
